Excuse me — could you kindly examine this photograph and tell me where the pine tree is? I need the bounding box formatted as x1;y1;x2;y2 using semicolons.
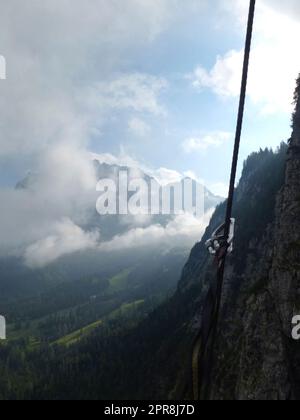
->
292;74;300;143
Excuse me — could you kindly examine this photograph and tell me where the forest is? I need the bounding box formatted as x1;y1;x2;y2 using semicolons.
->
0;144;288;400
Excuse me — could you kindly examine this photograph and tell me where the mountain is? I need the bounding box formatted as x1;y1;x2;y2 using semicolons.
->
1;160;222;305
16;160;223;242
0;159;225;400
0;142;290;400
92;160;223;240
0;160;223;312
92;160;224;214
3;99;298;400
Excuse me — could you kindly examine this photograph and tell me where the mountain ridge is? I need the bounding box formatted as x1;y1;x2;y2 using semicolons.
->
0;142;292;401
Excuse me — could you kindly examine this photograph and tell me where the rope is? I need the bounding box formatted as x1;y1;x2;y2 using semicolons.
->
192;0;256;400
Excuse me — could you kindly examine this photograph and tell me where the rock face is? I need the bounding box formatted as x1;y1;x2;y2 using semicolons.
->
196;86;300;400
165;80;300;401
230;87;300;401
137;143;287;401
251;88;300;400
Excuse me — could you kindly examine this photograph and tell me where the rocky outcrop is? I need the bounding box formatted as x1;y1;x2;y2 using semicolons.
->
110;79;300;401
168;79;300;400
206;84;300;400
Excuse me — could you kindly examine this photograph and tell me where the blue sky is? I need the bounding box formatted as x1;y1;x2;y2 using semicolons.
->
0;0;299;196
86;0;295;196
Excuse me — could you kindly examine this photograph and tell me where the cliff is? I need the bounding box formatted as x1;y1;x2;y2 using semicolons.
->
176;79;300;400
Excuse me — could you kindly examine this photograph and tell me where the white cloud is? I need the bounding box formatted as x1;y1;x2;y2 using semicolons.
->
24;219;100;269
0;147;215;268
128;117;151;138
94;73;167;117
0;0;174;158
190;0;300;115
151;167;183;186
0;1;226;269
263;0;300;19
208;182;228;198
182;132;232;153
189;50;242;97
0;0;176;266
99;211;214;253
92;152;190;187
183;170;204;184
0;149;98;261
92;151;206;188
90;150;140;168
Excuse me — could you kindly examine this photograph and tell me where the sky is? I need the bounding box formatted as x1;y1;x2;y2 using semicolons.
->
0;0;300;268
1;0;300;194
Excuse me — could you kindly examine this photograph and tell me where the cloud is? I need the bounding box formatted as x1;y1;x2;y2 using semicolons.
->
128;117;151;138
190;0;300;115
151;167;183;186
189;50;242;97
0;147;215;268
0;1;221;269
0;0;175;159
91;152;191;187
182;132;232;153
99;211;214;253
0;150;98;260
263;0;300;18
0;0;177;266
95;74;168;116
24;219;100;269
183;170;203;183
208;182;228;198
90;150;140;169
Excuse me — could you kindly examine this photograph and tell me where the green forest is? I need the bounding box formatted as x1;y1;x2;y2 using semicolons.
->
0;145;288;400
